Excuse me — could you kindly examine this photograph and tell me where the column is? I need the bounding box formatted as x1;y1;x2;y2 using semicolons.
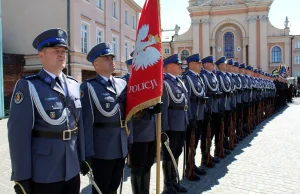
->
192;19;200;53
259;15;268;71
211;39;216;59
71;65;82;83
285;41;290;66
248;15;257;66
202;18;210;57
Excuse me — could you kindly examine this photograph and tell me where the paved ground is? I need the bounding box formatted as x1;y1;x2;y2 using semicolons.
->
1;99;300;194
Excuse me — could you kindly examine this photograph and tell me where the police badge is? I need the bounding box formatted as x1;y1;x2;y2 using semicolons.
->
50;112;56;119
14;91;24;104
58;29;64;37
45;77;52;84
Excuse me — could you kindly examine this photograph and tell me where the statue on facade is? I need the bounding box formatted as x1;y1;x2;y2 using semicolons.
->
175;24;180;35
284;16;289;28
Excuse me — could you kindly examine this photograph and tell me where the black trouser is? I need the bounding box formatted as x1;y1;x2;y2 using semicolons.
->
130;141;156;175
32;174;80;194
92;157;125;194
236;103;243;136
185;120;202;166
162;131;185;161
211;113;222;154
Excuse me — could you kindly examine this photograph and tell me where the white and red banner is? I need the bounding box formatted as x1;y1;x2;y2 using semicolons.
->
125;0;163;131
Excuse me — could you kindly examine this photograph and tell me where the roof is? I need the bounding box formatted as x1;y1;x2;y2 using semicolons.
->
161;30;175;42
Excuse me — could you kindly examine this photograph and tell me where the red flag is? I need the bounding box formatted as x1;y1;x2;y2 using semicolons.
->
125;0;163;134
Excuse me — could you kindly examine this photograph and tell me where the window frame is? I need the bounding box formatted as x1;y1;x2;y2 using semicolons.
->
112;1;118;19
223;32;235;58
180;50;189;60
96;27;104;45
271;46;282;63
96;0;104;10
80;21;90;54
132;14;136;30
112;35;119;61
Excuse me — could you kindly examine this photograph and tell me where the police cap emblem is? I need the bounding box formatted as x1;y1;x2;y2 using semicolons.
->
58;29;64;37
14;91;24;104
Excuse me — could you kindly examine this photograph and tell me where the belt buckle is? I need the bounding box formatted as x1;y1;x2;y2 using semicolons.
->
184;105;188;111
63;130;72;140
120;120;125;128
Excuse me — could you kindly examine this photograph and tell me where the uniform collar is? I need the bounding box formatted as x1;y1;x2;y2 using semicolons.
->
99;74;113;82
43;68;64;81
189;69;199;76
167;73;177;80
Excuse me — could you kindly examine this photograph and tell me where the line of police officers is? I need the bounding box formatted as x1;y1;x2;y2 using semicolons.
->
7;28;288;194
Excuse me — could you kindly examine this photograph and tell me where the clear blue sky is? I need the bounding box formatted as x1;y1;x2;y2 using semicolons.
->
134;0;300;35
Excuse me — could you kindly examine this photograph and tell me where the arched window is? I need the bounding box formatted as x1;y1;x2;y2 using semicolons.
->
181;50;189;60
272;46;282;63
224;32;234;58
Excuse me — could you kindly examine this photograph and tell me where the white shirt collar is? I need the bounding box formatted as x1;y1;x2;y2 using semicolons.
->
44;68;64;81
167;73;177;79
100;75;113;82
189;70;199;76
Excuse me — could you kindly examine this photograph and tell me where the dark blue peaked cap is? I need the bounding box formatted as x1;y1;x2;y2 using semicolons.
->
163;54;181;67
202;56;214;64
246;65;253;70
233;62;240;67
125;59;133;65
32;28;68;51
227;59;233;65
87;42;116;63
239;63;246;69
186;53;201;64
215;56;226;66
254;68;258;73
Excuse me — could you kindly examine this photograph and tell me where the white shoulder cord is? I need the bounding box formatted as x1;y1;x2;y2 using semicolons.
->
202;73;218;92
163;81;184;103
87;82;119;117
27;81;67;125
219;74;231;92
186;75;204;97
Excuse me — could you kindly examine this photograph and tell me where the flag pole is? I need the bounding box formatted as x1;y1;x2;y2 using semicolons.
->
156;0;162;194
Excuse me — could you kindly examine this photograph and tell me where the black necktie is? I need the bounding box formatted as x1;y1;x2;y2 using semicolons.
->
55;77;63;88
108;79;115;90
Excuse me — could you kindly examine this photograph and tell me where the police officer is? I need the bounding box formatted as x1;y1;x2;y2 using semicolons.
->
200;56;223;162
238;63;249;137
161;54;188;193
8;28;85;194
215;57;232;155
81;42;129;194
182;54;207;181
232;62;243;141
123;59;163;194
122;58;133;82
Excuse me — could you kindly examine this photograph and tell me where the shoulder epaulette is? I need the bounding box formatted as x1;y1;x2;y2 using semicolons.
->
85;77;97;82
66;75;78;82
22;74;40;80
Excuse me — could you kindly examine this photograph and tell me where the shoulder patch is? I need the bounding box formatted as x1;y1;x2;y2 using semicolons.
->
66;75;78;83
14;91;24;104
22;74;39;80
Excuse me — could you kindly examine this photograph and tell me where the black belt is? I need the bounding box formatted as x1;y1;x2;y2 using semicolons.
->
94;121;125;128
207;93;222;99
190;97;208;104
32;128;78;140
168;105;188;111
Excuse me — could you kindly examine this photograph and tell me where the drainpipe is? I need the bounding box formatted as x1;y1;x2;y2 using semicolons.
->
67;0;71;76
0;0;4;118
290;36;295;77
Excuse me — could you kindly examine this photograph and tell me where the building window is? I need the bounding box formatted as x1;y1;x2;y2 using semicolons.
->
224;32;234;58
81;22;89;54
271;46;282;63
296;42;300;49
296;56;300;64
132;15;136;30
112;36;118;61
181;50;189;60
96;28;104;45
164;48;170;54
125;10;128;25
125;42;129;60
96;0;104;10
112;1;118;19
296;71;300;77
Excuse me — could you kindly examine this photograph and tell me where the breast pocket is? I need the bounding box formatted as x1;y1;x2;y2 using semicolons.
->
42;101;64;119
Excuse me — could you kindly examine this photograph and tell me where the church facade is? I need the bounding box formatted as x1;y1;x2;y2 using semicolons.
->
161;0;300;75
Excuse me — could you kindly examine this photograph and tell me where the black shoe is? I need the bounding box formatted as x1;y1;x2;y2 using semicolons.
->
224;149;231;155
212;156;220;163
194;166;206;176
184;169;201;181
172;182;188;193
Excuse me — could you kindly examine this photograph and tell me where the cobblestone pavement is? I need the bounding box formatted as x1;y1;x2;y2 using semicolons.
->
1;99;300;194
